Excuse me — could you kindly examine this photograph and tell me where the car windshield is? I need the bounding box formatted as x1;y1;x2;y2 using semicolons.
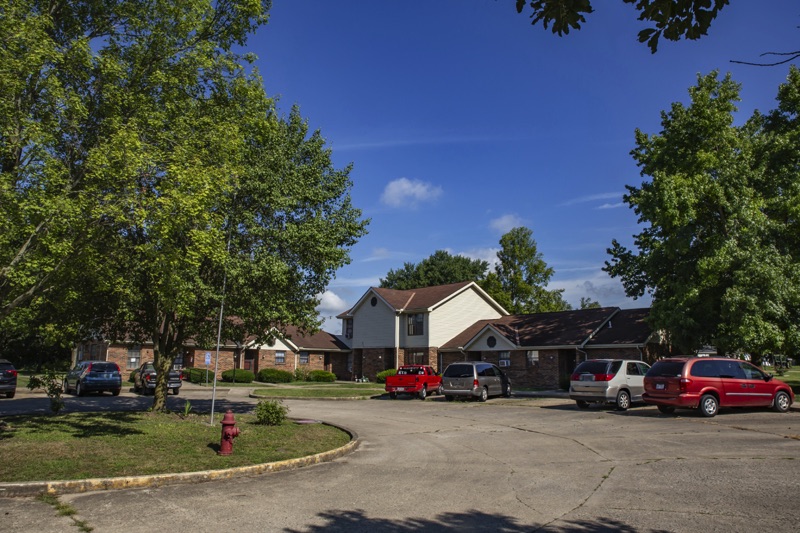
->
646;360;685;378
143;363;155;371
90;363;118;373
574;361;610;374
397;367;422;375
443;364;474;378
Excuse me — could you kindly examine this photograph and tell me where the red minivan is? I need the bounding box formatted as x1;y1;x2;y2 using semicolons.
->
643;357;794;417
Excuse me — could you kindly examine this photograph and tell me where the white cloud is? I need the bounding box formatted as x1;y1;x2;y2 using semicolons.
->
380;177;443;208
489;214;526;234
559;192;621;207
596;202;626;210
316;290;350;334
549;269;652;309
460;247;500;270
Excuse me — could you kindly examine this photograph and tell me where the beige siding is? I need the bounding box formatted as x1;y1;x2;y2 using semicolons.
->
429;289;503;346
467;328;516;351
400;312;429;348
351;299;397;347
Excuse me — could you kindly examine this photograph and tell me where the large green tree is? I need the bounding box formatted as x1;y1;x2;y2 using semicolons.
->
605;68;800;361
380;250;489;290
486;227;570;314
1;0;368;411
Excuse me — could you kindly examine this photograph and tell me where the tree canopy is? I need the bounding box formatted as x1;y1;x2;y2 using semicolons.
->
380;250;489;290
514;0;730;53
605;67;800;360
1;0;368;410
487;227;570;314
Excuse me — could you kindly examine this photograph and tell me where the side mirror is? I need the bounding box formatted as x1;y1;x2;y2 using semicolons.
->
765;374;773;382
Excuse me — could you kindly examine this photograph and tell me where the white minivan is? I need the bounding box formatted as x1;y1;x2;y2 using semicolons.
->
569;359;651;411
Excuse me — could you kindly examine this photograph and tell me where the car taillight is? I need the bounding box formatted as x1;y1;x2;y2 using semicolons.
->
145;374;152;382
594;374;614;382
570;373;580;381
680;378;692;392
473;379;479;389
6;369;17;377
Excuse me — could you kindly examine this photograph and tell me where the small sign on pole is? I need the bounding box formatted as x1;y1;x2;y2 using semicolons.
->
205;352;211;385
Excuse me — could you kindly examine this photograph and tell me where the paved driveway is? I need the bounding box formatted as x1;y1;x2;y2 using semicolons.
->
2;393;799;532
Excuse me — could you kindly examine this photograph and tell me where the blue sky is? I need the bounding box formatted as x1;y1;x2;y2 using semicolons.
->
249;1;800;332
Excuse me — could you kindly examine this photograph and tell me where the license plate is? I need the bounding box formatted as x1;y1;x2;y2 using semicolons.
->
580;375;594;381
397;387;406;392
655;383;665;390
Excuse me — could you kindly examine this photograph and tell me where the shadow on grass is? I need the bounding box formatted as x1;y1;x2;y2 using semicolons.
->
1;411;145;439
285;509;666;533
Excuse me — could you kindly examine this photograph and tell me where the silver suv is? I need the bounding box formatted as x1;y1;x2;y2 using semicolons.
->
569;359;650;411
442;361;511;402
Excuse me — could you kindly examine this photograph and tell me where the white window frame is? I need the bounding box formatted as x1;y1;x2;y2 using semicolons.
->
499;351;511;367
527;350;539;366
275;351;285;365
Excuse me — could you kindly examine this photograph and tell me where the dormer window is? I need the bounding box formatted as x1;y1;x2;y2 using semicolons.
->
407;313;424;336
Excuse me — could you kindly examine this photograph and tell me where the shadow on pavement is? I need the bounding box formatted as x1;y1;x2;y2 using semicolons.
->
284;509;665;533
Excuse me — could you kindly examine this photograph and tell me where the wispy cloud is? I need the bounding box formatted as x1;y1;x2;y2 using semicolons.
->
489;214;526;234
459;247;500;270
559;192;621;207
361;247;416;263
596;202;626;210
328;275;383;288
381;178;443;208
333;135;500;152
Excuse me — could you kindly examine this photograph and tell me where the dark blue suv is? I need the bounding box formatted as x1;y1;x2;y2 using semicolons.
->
0;359;17;398
63;360;122;396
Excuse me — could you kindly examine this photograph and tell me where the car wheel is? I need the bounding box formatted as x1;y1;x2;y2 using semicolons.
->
503;383;512;398
615;390;631;411
445;395;454;402
112;389;121;396
478;387;488;402
62;379;70;395
436;384;444;395
76;381;85;397
576;400;589;409
419;387;427;401
172;387;180;396
699;394;718;417
389;392;397;399
6;391;14;398
773;390;791;413
657;405;675;414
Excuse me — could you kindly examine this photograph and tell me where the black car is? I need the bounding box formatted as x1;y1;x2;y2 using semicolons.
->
0;359;18;398
63;360;123;396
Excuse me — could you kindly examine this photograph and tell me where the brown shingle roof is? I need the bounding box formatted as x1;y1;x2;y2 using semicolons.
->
280;325;350;351
441;307;620;350
372;281;473;311
585;308;652;346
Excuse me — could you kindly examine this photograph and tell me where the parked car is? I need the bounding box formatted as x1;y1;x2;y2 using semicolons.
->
133;362;182;395
385;365;443;400
643;357;795;417
569;359;651;411
63;360;122;396
0;359;18;398
441;361;511;402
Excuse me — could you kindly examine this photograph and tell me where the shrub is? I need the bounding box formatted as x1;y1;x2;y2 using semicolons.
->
309;370;336;382
257;368;293;383
184;367;213;384
376;368;396;384
221;369;255;383
293;367;310;382
254;399;288;425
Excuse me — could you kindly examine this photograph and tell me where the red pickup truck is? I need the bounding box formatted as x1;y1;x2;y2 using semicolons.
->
385;365;443;400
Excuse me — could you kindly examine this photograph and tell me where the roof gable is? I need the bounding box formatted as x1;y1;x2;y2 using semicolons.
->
585;308;652;346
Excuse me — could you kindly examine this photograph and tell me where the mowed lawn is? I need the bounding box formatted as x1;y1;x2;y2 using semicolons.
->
0;411;350;483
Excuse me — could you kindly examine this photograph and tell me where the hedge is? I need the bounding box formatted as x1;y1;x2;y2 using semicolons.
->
308;370;336;382
376;368;397;384
184;367;214;384
221;369;255;383
257;368;293;383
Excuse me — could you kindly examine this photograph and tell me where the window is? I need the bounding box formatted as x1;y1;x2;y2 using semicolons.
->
407;351;425;365
127;345;141;370
526;350;539;366
407;313;424;336
299;351;309;364
275;351;285;365
345;318;353;339
499;351;511;367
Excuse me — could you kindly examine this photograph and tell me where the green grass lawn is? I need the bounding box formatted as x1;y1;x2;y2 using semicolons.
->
776;367;800;393
251;386;383;398
0;411;349;483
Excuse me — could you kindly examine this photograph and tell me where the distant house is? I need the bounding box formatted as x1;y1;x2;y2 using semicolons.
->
440;306;665;389
336;281;508;378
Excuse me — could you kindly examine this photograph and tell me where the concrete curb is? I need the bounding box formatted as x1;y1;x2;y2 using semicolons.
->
0;421;359;498
249;393;379;401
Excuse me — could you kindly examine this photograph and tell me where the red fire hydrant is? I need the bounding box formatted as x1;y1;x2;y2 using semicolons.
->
218;410;240;456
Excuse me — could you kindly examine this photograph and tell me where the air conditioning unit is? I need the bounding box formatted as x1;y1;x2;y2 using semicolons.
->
499;360;511;367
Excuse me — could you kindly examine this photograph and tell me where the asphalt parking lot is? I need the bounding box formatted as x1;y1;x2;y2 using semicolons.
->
1;388;799;532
